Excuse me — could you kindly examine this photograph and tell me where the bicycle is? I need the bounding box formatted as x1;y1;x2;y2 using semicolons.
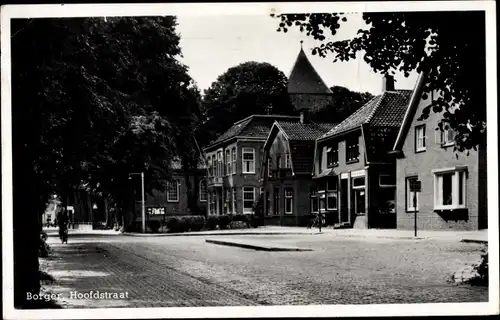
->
308;213;324;232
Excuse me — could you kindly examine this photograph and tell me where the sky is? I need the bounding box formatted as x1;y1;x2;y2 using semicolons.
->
175;13;419;95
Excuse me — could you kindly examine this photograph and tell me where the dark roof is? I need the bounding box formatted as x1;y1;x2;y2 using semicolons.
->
276;121;337;141
288;47;332;95
205;114;300;149
265;120;335;174
321;90;413;139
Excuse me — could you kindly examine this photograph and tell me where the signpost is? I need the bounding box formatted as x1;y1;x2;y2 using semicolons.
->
409;180;422;237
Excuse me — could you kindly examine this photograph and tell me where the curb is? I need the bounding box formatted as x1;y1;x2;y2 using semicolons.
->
460;239;488;244
205;239;314;252
122;231;319;237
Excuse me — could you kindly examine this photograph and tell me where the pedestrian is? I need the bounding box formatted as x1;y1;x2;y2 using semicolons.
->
58;207;69;244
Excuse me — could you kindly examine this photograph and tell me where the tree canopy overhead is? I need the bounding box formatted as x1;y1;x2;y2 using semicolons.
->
11;16;202;307
199;61;295;145
272;11;487;152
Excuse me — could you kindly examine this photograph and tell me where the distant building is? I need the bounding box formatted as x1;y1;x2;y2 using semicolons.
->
202;114;300;216
313;76;412;229
288;41;334;111
391;72;487;230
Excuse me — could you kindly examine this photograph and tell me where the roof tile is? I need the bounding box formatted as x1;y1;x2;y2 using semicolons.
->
321;90;412;139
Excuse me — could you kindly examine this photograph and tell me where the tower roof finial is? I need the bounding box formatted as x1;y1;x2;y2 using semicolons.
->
300;40;303;49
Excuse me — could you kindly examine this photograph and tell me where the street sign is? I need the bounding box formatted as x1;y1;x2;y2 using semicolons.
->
409;180;422;192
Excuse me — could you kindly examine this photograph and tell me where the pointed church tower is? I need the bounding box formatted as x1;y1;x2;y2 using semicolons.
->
288;41;333;112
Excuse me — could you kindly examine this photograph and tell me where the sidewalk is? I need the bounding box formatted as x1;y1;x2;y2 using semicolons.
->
123;226;488;243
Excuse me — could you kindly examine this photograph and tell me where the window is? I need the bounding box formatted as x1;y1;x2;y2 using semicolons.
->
327;192;337;210
310;188;318;213
442;127;456;146
167;180;180;202
232;148;237;174
284;188;293;214
225;189;231;214
232;188;237;213
319;193;326;211
276;155;281;169
242;148;255;173
225;149;231;175
199;180;207;202
346;137;360;162
243;187;255;213
415;125;426;152
285;154;292;169
207;157;212;177
327;144;339;166
352;177;365;188
208;193;213;214
217;151;223;176
326;179;338;191
434;169;467;210
212;155;216;176
274;188;280;215
379;174;396;187
406;177;419;211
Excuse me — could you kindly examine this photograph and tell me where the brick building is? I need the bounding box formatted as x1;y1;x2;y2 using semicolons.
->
203;114;300;216
261;113;335;226
391;72;487;230
313;76;412;229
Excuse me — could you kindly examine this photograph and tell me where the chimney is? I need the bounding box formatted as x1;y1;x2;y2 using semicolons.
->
382;74;395;92
300;109;310;124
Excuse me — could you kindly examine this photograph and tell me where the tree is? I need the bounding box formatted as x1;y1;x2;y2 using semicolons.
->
311;85;374;123
199;61;295;145
272;11;486;152
10;16;201;307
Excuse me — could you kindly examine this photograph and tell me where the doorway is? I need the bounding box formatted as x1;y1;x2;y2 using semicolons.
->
340;178;349;223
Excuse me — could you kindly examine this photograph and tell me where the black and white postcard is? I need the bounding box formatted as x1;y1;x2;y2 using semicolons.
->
1;2;498;319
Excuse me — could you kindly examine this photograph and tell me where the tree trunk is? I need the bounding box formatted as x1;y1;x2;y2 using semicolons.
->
13;158;41;308
104;197;109;227
87;192;93;228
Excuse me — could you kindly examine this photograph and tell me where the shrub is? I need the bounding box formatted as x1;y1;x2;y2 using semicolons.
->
469;249;488;286
147;220;161;233
218;214;231;229
207;216;219;230
190;216;205;231
165;215;206;233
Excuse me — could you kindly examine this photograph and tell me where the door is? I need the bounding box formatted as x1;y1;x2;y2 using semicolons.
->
340;178;349;223
354;189;366;215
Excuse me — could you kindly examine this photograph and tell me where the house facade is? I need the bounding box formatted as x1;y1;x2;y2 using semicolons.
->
203;114;300;216
134;162;208;223
313;77;412;229
261;113;336;226
391;72;487;230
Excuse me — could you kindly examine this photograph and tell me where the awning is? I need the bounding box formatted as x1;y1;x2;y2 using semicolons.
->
314;168;336;179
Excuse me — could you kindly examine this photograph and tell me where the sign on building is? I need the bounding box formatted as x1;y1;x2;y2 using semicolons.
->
147;207;166;215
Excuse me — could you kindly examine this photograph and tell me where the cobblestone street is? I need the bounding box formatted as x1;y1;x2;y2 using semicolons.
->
40;231;488;308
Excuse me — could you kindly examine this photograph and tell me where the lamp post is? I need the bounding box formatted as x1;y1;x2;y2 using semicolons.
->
129;172;145;233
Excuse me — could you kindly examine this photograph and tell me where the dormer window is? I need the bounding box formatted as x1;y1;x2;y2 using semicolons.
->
327;143;339;167
346;137;359;162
